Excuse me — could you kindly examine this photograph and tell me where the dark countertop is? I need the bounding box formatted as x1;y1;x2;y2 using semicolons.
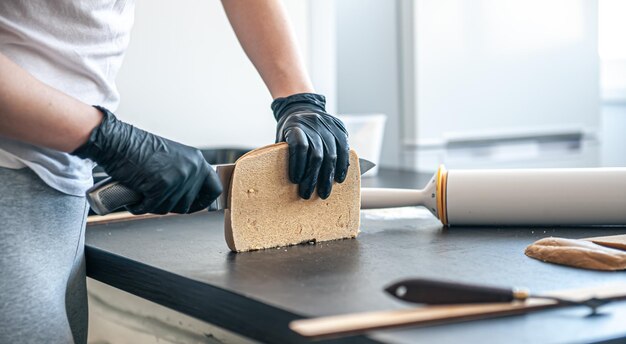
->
85;169;626;344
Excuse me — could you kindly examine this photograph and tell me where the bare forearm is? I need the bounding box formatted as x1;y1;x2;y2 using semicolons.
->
221;0;314;99
0;53;102;152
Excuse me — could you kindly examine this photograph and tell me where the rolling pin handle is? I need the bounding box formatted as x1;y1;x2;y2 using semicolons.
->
360;188;426;209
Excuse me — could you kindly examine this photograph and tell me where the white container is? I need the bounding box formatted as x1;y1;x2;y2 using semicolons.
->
337;114;387;177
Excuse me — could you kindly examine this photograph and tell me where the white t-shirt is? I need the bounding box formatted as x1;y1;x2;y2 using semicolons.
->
0;1;135;196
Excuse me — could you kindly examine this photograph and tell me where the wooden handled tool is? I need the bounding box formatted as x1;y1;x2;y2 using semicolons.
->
289;283;626;339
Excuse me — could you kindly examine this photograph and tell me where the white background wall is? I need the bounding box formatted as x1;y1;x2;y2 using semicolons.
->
115;0;311;150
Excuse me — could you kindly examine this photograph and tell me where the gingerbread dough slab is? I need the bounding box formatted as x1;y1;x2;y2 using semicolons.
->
225;143;361;252
525;237;626;271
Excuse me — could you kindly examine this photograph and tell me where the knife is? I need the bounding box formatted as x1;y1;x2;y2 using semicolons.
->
86;158;376;215
385;278;617;313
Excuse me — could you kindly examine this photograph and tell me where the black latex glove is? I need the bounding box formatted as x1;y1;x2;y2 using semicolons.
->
272;93;350;199
73;106;223;215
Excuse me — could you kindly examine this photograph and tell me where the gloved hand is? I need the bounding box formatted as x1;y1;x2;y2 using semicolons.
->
72;106;222;215
272;93;350;199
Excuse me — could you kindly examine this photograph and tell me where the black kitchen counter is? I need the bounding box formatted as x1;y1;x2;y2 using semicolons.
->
85;168;626;344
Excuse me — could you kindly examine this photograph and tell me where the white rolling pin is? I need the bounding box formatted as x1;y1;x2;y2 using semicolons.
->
361;166;626;226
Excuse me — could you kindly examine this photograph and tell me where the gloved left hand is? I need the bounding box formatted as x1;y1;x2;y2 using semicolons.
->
272;93;350;200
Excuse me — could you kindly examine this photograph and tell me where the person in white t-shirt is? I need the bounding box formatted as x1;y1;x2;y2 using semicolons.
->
0;1;350;343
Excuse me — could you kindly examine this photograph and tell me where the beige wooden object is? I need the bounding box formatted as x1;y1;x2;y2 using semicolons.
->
225;143;361;252
585;234;626;251
290;283;626;339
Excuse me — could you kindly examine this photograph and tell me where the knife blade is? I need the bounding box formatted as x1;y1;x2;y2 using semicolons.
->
87;158;375;215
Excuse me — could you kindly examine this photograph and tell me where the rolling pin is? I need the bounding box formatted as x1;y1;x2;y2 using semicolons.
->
361;166;626;226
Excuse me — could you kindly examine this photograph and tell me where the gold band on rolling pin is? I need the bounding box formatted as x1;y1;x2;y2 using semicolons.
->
512;287;530;301
436;165;449;226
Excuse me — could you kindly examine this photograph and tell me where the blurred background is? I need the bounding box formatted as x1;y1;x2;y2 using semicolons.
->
115;0;625;174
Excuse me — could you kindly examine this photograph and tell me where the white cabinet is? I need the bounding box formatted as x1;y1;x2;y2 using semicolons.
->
401;0;600;171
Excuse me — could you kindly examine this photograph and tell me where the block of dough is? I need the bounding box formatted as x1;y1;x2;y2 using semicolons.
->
225;143;361;252
525;237;626;271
